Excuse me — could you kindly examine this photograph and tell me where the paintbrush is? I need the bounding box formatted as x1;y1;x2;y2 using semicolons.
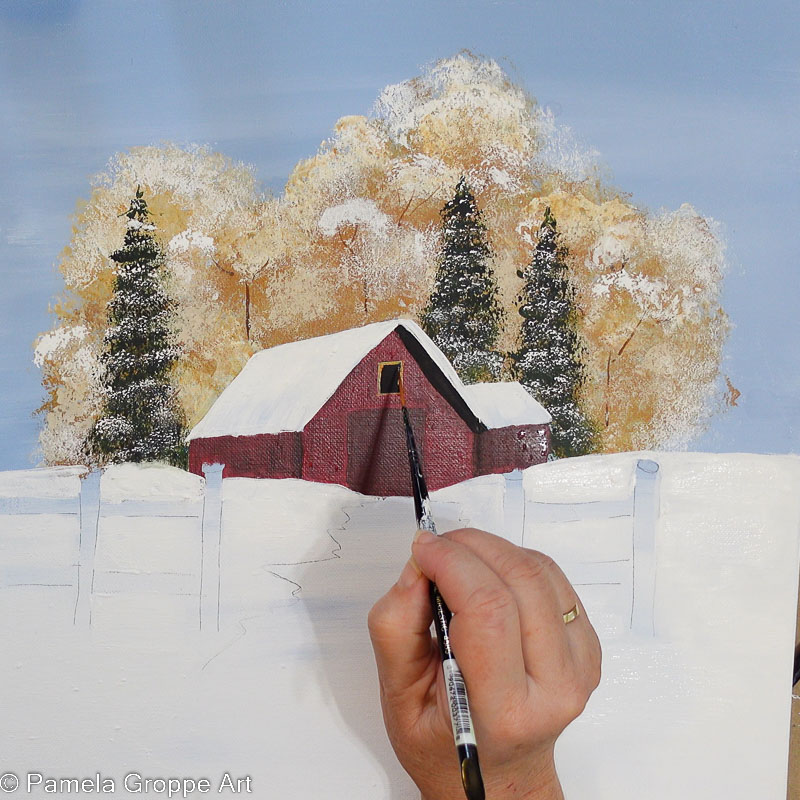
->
398;372;485;800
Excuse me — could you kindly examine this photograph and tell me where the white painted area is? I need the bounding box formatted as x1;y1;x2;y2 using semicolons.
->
434;473;507;534
591;266;667;309
188;318;545;440
101;462;205;503
0;465;84;498
33;324;88;367
461;381;551;426
94;515;200;576
318;198;390;236
523;452;800;799
219;477;356;616
586;220;639;271
0;513;80;568
0;454;798;799
524;452;637;502
167;228;215;256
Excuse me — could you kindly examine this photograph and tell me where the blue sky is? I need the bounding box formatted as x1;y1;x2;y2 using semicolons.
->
1;0;798;469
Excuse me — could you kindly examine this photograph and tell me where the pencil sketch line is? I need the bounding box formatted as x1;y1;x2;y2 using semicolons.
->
267;570;302;597
573;582;623;586
216;493;223;633
201;614;263;671
104;569;194;576
199;482;207;632
10;582;73;588
73;477;84;626
267;507;350;567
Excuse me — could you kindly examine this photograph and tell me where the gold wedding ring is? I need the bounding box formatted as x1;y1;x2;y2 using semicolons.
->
562;603;580;624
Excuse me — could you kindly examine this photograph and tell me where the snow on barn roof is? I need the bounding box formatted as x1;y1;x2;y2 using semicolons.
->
187;319;549;440
462;382;551;427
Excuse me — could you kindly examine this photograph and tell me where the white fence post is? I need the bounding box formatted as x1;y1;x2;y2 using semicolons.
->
74;469;102;626
631;459;660;636
200;463;224;631
503;469;525;546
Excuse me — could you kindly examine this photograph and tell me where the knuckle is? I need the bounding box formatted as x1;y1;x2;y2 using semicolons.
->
582;628;603;691
588;647;602;692
589;665;602;694
564;666;598;720
522;547;554;566
553;671;591;721
500;552;550;585
366;606;381;637
531;549;557;572
441;529;461;542
564;689;589;721
466;583;516;627
444;528;482;544
367;597;390;639
433;539;464;577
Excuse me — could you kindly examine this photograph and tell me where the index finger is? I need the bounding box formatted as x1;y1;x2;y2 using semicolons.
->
411;531;529;714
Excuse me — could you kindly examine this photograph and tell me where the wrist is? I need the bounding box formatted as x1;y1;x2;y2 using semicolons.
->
419;751;563;800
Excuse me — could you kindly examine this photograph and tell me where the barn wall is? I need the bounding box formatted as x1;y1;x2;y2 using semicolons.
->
345;407;427;496
474;424;550;476
189;432;303;479
302;330;475;495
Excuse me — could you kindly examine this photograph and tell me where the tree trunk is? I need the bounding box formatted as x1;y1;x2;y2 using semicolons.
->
245;282;251;342
605;317;644;430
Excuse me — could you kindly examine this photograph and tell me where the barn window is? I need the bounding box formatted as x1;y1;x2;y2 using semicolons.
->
378;361;403;394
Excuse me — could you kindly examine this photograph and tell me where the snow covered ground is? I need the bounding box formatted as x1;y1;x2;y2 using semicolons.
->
0;453;798;798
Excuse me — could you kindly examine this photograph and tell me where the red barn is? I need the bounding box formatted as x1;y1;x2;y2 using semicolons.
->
188;319;551;496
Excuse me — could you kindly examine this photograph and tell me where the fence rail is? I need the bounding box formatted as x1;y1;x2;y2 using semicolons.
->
1;458;660;633
0;465;223;630
523;458;660;636
0;496;81;515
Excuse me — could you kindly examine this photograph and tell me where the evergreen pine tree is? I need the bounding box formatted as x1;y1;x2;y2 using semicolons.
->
420;177;505;383
511;207;595;458
88;188;186;466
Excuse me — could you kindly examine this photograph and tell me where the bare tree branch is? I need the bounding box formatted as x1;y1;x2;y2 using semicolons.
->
396;195;415;226
337;229;370;314
211;259;235;277
408;185;442;219
617;314;645;357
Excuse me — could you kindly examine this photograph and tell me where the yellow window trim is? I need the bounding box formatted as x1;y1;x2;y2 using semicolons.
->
377;360;403;395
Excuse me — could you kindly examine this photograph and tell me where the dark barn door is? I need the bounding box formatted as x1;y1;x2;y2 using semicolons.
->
346;408;426;496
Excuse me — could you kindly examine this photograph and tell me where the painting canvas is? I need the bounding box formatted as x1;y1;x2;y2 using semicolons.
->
1;2;799;798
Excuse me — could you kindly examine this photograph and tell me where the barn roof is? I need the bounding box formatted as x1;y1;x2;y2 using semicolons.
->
187;319;550;440
462;382;551;427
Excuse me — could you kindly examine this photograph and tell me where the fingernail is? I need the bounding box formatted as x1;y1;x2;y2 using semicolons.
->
397;556;422;589
413;529;437;546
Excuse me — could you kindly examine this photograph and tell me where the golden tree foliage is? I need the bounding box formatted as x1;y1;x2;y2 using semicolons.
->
36;53;729;464
37;145;264;463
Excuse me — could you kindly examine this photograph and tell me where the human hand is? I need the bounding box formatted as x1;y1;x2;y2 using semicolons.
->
368;528;601;800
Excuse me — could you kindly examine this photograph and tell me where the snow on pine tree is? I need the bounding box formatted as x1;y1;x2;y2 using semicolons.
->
420;177;505;384
87;189;186;466
511;207;595;458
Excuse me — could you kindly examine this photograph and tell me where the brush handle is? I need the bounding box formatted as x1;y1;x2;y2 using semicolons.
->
401;400;484;799
430;582;485;800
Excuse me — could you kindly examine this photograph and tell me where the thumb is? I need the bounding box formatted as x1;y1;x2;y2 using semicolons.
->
368;554;435;699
